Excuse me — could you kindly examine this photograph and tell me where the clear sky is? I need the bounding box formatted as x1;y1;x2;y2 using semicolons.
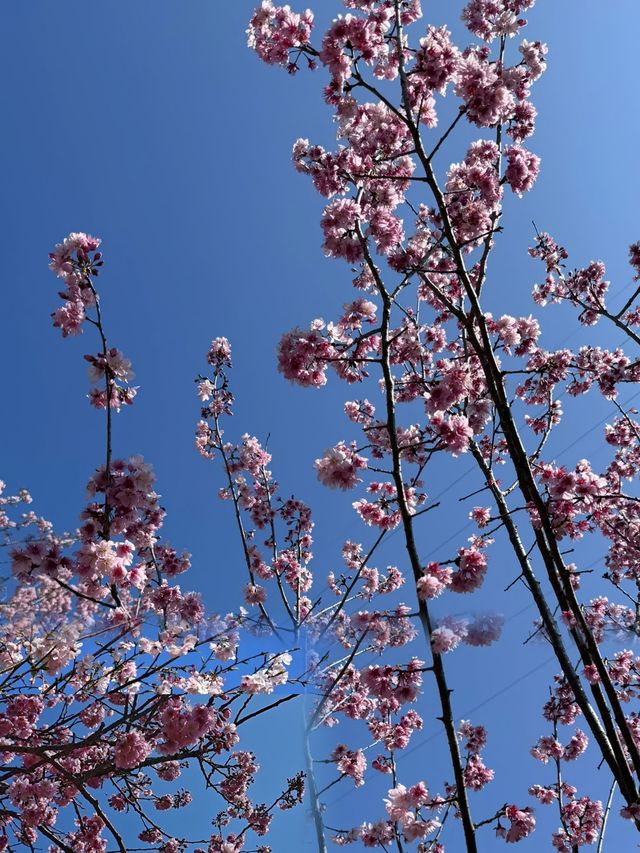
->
2;1;640;849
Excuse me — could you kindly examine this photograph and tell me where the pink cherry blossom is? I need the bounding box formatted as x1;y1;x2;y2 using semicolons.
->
247;1;314;71
502;804;536;842
114;730;152;769
416;562;452;600
504;145;540;195
315;442;368;489
277;325;335;387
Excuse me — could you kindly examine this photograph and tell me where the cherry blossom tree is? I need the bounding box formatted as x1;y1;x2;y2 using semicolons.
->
3;1;640;852
237;0;640;849
1;234;305;853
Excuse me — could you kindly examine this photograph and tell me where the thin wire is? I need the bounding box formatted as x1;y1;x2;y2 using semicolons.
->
401;655;556;759
552;388;640;461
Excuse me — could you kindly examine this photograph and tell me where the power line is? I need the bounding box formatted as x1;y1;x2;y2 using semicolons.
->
401;655;556;760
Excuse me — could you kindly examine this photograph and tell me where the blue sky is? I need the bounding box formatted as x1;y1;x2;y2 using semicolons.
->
2;1;640;849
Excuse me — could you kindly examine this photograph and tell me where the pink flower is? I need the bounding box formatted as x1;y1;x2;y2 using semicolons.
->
81;538;135;585
277;325;335;387
156;761;181;781
508;99;537;141
315;442;368;490
426;363;471;414
416;25;460;93
431;624;465;654
563;729;588;761
519;39;548;81
504;145;540;195
384;782;429;824
157;699;217;754
49;232;101;278
416;562;452;600
332;745;367;787
238;434;272;475
80;703;105;729
529;784;558;805
462;0;535;42
554;797;603;849
470;506;491;527
530;735;563;764
240;653;292;695
431;412;473;456
52;300;86;337
450;546;488;593
49;232;102;337
207;336;232;367
319;13;391;91
458;720;487;754
543;677;580;726
321;199;364;262
444;139;502;243
114;730;151;769
339;299;377;331
367;210;404;255
503;804;536;842
463;754;494;790
353;482;405;530
66;815;107;852
247;1;314;71
456;50;515;127
86;348;134;383
583;664;600;684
